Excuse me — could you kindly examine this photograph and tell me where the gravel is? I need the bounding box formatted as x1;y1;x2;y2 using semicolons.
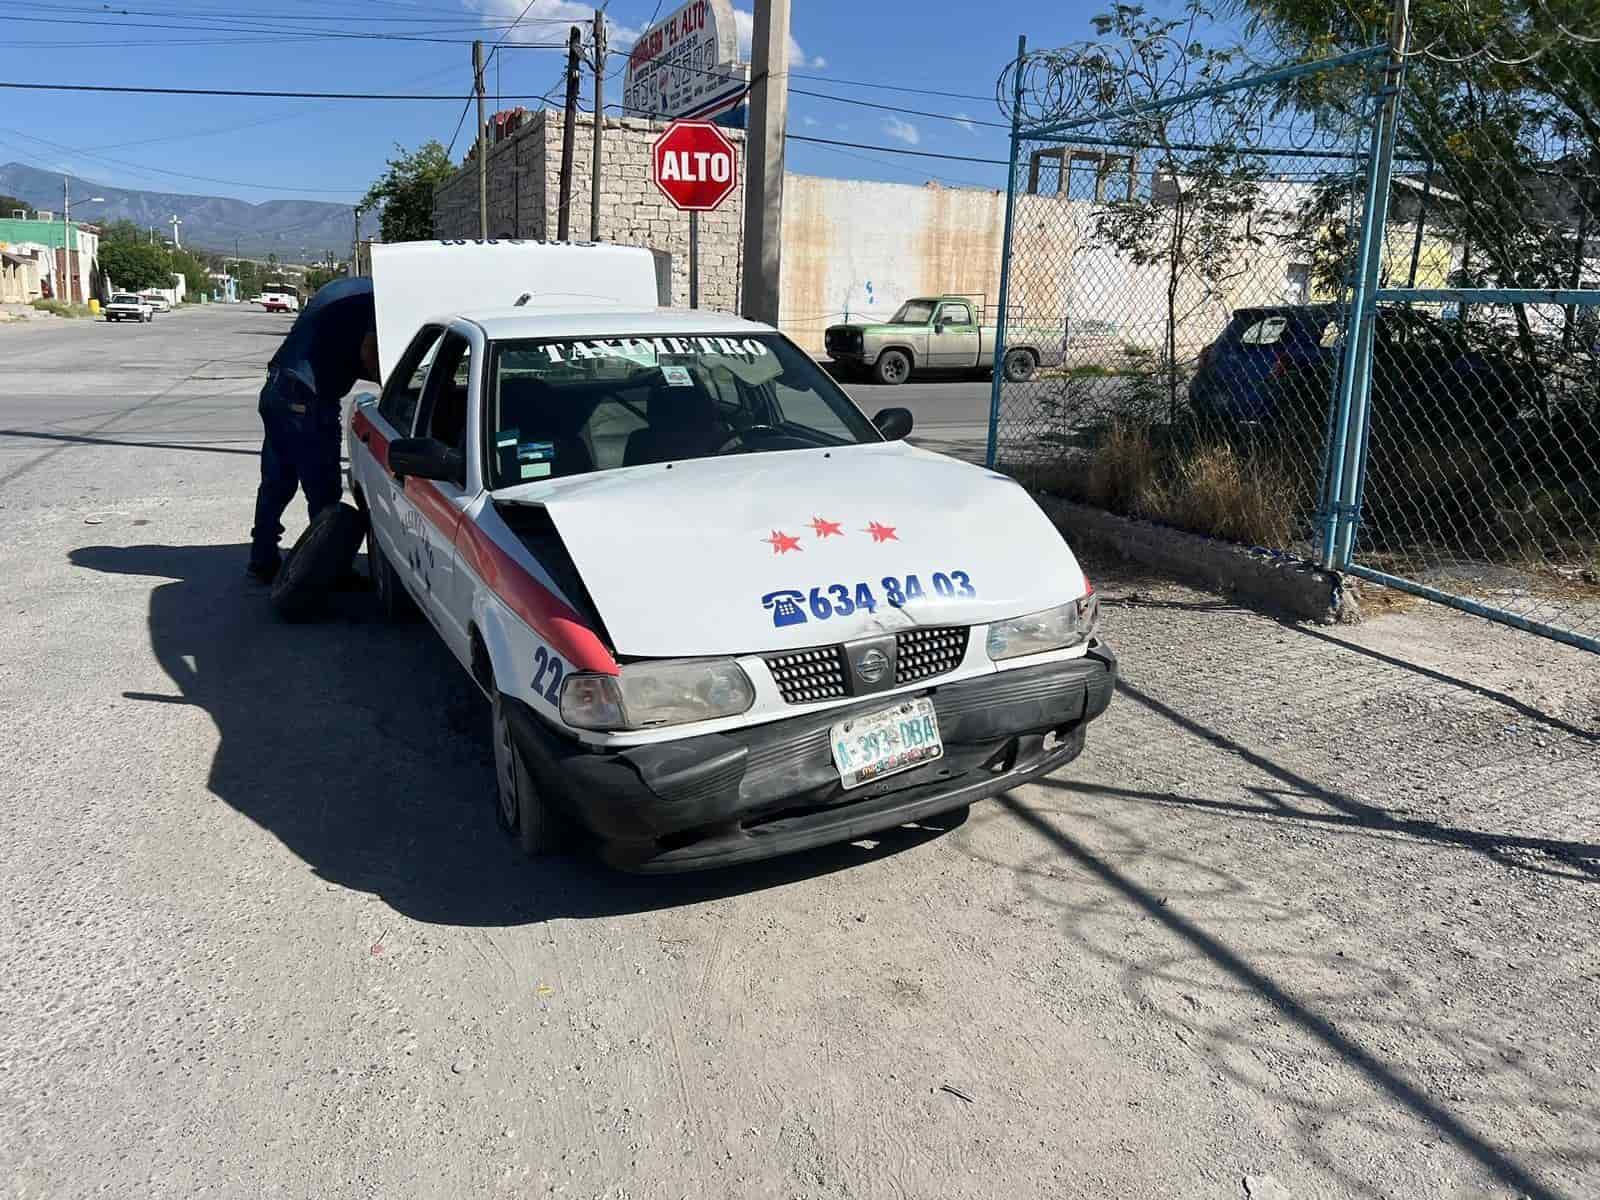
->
2;307;1596;1199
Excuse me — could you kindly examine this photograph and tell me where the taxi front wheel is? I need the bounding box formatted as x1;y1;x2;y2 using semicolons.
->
492;693;563;857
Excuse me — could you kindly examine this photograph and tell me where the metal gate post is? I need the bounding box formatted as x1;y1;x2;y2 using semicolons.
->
986;34;1027;469
1319;0;1409;568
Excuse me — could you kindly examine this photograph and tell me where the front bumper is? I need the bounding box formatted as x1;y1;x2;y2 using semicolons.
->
504;640;1116;872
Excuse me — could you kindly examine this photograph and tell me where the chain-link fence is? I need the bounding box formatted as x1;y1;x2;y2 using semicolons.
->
989;1;1600;654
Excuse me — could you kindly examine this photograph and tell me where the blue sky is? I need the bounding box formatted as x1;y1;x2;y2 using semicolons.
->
0;0;1132;210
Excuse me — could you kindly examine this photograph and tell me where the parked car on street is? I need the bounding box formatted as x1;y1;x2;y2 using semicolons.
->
259;291;299;313
1188;304;1537;430
824;296;1061;386
139;291;173;313
103;293;153;323
347;243;1114;872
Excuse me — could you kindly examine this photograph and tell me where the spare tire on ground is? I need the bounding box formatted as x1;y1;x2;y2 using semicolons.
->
270;502;367;622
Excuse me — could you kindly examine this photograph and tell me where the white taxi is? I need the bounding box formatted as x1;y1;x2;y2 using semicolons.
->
349;242;1114;871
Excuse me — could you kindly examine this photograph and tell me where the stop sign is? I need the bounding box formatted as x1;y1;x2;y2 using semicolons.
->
652;120;738;212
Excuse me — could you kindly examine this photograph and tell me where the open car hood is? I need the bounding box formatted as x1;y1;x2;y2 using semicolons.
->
498;441;1087;657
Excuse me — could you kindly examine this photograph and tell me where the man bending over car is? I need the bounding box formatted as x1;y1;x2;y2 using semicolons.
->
246;277;379;583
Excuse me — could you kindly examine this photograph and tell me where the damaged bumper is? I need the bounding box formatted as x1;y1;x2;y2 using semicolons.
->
503;641;1116;872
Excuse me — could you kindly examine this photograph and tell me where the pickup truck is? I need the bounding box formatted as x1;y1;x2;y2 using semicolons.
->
824;296;1060;386
103;293;153;323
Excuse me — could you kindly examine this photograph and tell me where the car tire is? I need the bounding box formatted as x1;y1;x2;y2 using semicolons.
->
873;349;912;386
270;502;367;622
1002;347;1037;383
369;528;418;623
492;692;564;857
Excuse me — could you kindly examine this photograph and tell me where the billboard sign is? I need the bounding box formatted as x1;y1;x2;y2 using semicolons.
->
622;0;747;122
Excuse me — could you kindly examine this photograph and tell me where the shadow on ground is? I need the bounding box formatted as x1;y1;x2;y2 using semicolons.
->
70;542;965;927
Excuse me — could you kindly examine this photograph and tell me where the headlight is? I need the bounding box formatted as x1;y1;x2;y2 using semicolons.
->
559;659;755;731
985;589;1099;661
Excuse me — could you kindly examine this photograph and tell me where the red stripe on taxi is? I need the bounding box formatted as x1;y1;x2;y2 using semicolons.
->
351;408;390;471
412;479;619;676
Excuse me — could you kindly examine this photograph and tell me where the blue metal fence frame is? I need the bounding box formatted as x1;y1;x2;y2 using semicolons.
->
987;24;1600;655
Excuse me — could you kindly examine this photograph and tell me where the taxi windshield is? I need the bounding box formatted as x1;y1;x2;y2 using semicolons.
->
485;332;880;488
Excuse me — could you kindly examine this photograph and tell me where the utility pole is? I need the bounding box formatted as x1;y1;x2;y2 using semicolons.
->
61;176;72;304
169;214;182;249
739;0;790;324
557;24;583;241
589;9;605;240
473;39;489;240
352;205;363;276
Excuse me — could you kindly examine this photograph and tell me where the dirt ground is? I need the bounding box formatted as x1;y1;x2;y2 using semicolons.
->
3;309;1598;1198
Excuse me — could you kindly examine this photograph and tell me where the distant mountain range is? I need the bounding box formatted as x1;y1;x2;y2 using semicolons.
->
0;162;378;261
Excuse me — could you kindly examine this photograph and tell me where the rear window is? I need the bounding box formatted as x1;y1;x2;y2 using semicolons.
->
485;332;881;489
1229;310;1339;349
1239;315;1290;345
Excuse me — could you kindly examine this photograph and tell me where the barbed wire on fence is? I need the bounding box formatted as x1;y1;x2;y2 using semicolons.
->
986;0;1600;648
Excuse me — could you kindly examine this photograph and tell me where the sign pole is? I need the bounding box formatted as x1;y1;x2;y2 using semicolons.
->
689;211;700;308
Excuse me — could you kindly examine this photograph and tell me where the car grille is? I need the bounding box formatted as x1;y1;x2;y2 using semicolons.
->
764;645;848;704
765;628;970;704
895;626;969;685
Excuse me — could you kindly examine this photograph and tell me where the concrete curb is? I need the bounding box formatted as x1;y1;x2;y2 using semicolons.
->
1034;493;1362;625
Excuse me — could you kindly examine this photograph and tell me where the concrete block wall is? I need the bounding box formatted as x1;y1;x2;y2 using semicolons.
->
434;112;745;312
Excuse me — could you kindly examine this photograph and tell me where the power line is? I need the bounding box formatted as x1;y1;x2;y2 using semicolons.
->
81;63;462;152
790;70;995;104
789;86;1007;130
1;126;367;193
5;1;563;24
0;80;565;100
787;133;1010;167
0;13;531;45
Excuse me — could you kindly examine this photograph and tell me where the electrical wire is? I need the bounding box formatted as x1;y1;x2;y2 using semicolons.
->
787;133;1009;167
789;86;1006;130
790;70;995;104
0;13;527;44
0;80;563;100
0;126;368;193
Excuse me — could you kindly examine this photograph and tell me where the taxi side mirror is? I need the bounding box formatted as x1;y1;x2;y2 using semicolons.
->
390;437;465;486
872;407;913;440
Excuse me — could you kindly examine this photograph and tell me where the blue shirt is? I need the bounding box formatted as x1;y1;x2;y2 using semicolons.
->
268;277;376;404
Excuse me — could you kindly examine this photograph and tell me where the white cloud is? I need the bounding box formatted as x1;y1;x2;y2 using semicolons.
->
882;116;920;146
802;115;819;128
951;112;977;133
461;0;641;51
731;8;826;69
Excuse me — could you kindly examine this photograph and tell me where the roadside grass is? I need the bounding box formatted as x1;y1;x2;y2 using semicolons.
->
30;299;94;318
1017;419;1304;548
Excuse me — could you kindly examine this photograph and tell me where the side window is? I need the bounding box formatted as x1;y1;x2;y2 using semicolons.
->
938;302;974;326
418;331;473;454
378;326;443;435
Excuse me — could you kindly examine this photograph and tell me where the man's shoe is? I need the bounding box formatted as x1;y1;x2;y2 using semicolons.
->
245;560;280;584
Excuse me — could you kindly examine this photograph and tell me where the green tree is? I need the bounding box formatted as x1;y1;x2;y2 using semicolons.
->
100;241;172;291
99;218;146;246
1237;0;1600;408
1083;4;1268;423
362;140;454;243
0;193;34;217
170;247;212;302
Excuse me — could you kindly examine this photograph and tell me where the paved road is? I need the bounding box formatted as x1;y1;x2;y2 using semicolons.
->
3;306;1597;1200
